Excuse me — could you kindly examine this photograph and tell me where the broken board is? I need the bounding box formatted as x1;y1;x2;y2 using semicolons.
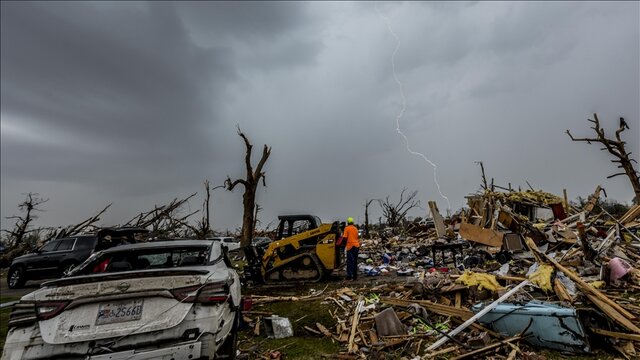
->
459;222;504;247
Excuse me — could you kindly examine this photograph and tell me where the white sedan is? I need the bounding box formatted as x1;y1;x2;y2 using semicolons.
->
2;240;241;360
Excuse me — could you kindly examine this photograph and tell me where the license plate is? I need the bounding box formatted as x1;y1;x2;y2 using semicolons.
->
96;299;144;325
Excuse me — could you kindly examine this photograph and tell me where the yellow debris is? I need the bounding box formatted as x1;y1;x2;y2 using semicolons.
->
528;264;554;292
589;281;606;289
456;271;503;292
533;223;546;230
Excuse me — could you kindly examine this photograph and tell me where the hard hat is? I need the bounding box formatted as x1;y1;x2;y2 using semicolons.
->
347;217;354;224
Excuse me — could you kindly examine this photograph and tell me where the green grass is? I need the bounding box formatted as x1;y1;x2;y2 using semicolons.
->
238;298;341;359
0;307;11;354
0;296;23;354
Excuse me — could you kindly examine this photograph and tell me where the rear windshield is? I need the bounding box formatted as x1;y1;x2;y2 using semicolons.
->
72;246;212;275
75;237;97;250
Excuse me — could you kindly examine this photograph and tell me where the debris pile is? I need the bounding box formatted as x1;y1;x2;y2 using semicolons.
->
240;186;640;359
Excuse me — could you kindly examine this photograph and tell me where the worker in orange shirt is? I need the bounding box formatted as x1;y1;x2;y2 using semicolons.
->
343;217;360;280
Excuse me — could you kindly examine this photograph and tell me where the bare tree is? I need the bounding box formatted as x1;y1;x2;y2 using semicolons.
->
567;114;640;204
192;181;225;239
51;204;112;240
225;127;271;247
364;199;374;239
3;193;48;246
124;193;198;238
377;188;420;229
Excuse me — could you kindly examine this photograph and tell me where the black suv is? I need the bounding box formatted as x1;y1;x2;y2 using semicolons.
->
7;227;148;288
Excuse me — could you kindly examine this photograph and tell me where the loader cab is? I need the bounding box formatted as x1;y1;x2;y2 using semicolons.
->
276;215;322;240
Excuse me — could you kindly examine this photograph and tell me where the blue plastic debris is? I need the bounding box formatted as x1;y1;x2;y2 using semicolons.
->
471;301;590;353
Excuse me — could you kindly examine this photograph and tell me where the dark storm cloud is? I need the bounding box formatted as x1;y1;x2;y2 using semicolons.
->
1;1;233;194
1;1;638;231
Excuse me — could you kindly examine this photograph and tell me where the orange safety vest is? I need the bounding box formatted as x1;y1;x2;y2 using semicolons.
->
342;225;360;250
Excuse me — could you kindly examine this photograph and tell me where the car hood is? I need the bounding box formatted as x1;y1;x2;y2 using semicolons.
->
12;252;39;262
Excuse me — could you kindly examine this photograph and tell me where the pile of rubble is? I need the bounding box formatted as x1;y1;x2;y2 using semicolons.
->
241;186;640;359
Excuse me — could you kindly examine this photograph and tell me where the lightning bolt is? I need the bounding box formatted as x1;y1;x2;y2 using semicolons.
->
376;5;451;212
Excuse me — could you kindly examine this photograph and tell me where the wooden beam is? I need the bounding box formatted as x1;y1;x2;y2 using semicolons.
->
347;299;364;353
451;336;523;360
429;201;447;238
591;328;640;342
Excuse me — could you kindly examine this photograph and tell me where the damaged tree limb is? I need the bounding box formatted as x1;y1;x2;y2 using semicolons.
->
566;114;640;204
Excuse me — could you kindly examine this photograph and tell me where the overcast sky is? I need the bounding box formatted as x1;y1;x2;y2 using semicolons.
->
1;1;639;233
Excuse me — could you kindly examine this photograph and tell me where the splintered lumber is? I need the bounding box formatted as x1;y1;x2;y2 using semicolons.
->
425;346;460;358
426;280;530;351
381;298;474;320
455;292;462;308
459;222;504;247
591;328;640;342
254;317;261;336
429;201;447;238
347;299;364;353
357;328;369;346
380;338;407;350
304;326;322;335
583;185;602;215
369;329;378;344
451;335;523;360
584;293;640;334
316;322;333;337
553;278;573;303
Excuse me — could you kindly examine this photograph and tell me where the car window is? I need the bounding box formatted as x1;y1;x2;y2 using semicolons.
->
40;240;59;252
223;238;236;243
75;237;97;250
56;238;76;251
76;246;213;274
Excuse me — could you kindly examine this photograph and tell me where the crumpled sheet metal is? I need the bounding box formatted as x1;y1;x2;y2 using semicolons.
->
472;301;590;353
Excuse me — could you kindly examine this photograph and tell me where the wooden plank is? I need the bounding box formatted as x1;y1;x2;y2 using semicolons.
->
553;278;573;303
304;326;322;335
369;329;378;345
591;328;640;342
455;292;462;308
347;299;364;353
583;185;601;215
451;336;523;360
585;293;640;334
429;201;447;238
425;346;459;358
459;221;504;247
316;322;333;337
381;298;474;320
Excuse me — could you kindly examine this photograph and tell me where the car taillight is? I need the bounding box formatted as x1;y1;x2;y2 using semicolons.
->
241;296;253;311
36;301;70;320
171;283;229;304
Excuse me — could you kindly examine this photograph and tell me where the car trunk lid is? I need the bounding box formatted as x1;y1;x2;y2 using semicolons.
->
30;270;232;344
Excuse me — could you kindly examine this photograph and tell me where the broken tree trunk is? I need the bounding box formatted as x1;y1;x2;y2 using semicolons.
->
225;126;271;248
